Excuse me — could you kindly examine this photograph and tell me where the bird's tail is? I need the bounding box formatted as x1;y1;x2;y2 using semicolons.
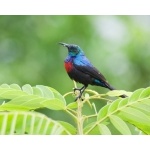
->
105;82;115;91
106;83;127;98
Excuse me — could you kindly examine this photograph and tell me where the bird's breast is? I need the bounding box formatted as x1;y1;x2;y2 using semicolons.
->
64;61;73;72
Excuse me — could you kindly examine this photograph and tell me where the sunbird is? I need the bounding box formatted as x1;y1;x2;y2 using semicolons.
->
59;42;126;100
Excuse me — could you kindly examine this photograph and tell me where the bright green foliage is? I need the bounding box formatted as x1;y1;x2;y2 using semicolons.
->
0;84;150;135
0;84;66;111
0;111;76;135
109;115;131;135
86;87;150;135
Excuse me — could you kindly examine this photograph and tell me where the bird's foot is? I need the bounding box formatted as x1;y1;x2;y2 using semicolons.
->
73;88;84;101
75;93;84;101
73;85;87;101
73;88;82;93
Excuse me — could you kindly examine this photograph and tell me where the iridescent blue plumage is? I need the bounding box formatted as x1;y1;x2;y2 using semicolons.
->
59;42;126;100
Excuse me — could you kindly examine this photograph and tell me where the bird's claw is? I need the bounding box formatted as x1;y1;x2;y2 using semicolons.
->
75;94;84;101
75;96;79;101
73;88;81;93
73;86;86;101
73;88;84;101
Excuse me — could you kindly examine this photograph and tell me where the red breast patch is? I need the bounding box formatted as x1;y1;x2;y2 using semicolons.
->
64;62;73;72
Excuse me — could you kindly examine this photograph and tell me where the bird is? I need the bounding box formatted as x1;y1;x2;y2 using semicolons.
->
59;42;126;100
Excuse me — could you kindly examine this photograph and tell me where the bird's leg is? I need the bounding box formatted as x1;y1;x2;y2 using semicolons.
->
74;85;88;101
73;85;85;93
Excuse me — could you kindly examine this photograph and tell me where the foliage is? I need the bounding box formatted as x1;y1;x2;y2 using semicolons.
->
0;83;150;135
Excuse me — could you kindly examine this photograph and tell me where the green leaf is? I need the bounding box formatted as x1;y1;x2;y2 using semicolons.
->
41;99;66;110
98;124;111;135
97;104;110;121
119;107;150;127
139;87;150;98
141;99;150;107
131;102;150;115
67;102;77;109
22;84;33;94
0;90;27;99
107;99;120;114
109;115;131;135
32;87;43;96
36;85;54;99
128;88;144;102
10;84;21;90
0;84;10;88
0;111;72;135
48;87;66;104
83;122;100;135
118;98;128;108
107;90;132;97
119;107;150;134
6;95;44;109
58;121;76;134
0;104;30;111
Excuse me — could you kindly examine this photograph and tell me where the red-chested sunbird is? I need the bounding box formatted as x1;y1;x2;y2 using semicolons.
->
59;42;126;100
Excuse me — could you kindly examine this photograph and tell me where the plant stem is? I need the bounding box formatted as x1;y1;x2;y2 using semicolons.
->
65;109;77;120
84;114;97;119
73;80;84;135
63;91;74;98
76;99;84;135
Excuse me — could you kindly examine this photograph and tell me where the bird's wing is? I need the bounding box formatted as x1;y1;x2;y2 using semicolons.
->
73;56;107;82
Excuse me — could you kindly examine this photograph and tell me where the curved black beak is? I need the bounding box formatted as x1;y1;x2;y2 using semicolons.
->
59;42;69;47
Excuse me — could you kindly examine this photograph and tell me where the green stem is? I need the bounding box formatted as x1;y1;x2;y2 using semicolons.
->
67;108;77;114
63;92;74;98
65;109;77;120
84;114;97;119
89;96;113;102
73;80;84;135
76;99;84;135
85;89;99;95
73;80;77;88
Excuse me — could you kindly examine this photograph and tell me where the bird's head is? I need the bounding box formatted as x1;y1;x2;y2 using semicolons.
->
59;42;84;57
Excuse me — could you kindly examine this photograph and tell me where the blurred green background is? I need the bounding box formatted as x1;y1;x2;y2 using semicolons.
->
0;15;150;95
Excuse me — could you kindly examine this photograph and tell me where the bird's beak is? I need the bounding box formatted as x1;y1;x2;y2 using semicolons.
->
59;42;69;48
